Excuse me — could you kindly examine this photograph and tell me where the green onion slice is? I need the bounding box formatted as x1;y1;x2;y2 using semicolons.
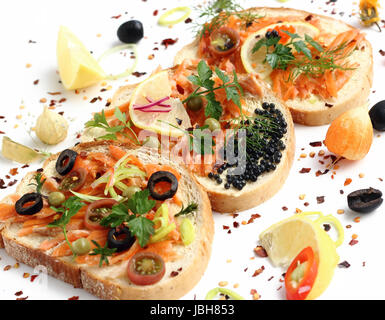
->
97;44;138;80
158;7;191;26
205;287;245;300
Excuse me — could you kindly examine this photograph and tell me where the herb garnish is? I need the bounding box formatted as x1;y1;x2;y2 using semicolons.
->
183;60;243;120
89;240;117;267
252;30;356;81
85;108;140;145
100;189;156;247
48;196;85;257
194;0;263;37
175;203;198;217
28;172;46;194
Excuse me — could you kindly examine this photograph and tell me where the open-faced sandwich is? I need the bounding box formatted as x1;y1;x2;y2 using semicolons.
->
82;62;295;213
174;7;373;126
0;141;213;300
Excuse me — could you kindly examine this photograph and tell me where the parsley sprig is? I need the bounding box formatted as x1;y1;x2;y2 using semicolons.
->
252;31;355;80
89;240;117;267
85;108;140;145
48;197;85;257
183;60;243;120
100;189;156;248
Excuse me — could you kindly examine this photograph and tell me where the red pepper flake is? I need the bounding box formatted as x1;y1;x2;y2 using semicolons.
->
282;206;288;211
304;202;309;207
111;14;122;19
9;168;18;176
132;71;146;78
170;271;179;277
30;274;38;282
277;286;282;291
3;265;11;271
299;168;311;174
309;141;322;147
379;49;385;56
323;224;331;231
0;179;6;189
153;10;158;16
0;131;5;134
176;84;184;95
233;221;239;228
15;291;23;296
48;92;61;95
68;296;79;300
33;79;39;85
316;196;325;204
305;14;313;21
222;225;229;230
8;179;17;187
161;38;178;48
227;230;231;234
59;98;67;103
16;296;28;300
232;213;239;219
338;261;351;268
185;17;192;23
254;246;268;257
252;266;265;277
349;239;359;246
344;178;352;186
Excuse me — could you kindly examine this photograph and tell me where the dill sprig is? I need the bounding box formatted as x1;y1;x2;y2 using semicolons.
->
193;0;263;37
252;30;357;82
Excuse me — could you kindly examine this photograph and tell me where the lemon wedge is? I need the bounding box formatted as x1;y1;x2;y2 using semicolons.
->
259;211;344;300
57;26;106;90
241;21;320;80
129;71;191;137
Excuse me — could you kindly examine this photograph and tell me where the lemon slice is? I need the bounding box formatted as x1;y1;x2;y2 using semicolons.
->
129;71;191;137
57;26;106;90
259;211;343;300
241;22;320;80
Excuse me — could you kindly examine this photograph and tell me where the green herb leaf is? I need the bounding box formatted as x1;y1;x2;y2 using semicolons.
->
126;216;155;248
175;203;198;217
48;197;85;228
293;40;312;59
28;173;46;194
126;189;156;215
304;34;324;52
89;240;117;267
99;202;130;228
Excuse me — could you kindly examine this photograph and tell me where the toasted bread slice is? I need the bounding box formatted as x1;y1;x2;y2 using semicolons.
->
0;141;213;300
84;68;295;213
174;7;373;126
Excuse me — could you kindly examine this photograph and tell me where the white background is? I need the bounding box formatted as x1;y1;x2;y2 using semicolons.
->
0;0;384;300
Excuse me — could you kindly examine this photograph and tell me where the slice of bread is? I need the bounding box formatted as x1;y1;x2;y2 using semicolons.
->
85;68;295;213
0;141;214;300
174;7;373;126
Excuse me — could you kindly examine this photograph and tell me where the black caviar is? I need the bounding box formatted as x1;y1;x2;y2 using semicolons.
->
208;102;287;191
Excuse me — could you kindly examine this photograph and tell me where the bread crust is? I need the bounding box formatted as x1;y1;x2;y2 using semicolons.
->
0;141;214;300
174;7;373;126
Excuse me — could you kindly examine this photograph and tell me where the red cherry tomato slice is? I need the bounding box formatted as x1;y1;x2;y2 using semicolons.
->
208;26;240;57
84;199;118;230
59;167;87;191
127;252;166;286
284;246;319;300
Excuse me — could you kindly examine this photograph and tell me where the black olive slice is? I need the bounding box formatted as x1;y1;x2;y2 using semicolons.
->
347;188;383;213
56;149;78;176
107;227;136;253
147;171;178;201
15;193;43;216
